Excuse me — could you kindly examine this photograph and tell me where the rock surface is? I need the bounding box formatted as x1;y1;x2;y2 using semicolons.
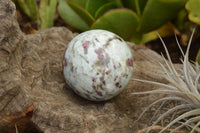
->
0;0;184;133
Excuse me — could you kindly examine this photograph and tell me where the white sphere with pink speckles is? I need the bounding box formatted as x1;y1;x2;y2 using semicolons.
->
63;30;133;101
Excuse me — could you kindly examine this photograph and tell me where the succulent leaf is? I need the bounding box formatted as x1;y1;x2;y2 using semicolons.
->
185;0;200;25
138;0;148;15
39;0;57;29
67;1;95;26
85;0;110;17
113;0;124;8
12;0;17;3
91;9;139;40
196;48;200;64
120;0;137;13
72;0;88;8
56;0;188;44
13;0;38;20
138;0;187;33
121;0;147;16
134;23;175;44
94;2;117;19
58;0;90;31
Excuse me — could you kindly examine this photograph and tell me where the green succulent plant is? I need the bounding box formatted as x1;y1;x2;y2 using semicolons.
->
13;0;38;20
12;0;57;29
58;0;187;44
133;29;200;132
185;0;200;65
196;49;200;65
186;0;200;25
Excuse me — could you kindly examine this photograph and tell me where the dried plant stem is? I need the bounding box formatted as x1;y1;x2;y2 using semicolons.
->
133;28;200;132
138;125;185;133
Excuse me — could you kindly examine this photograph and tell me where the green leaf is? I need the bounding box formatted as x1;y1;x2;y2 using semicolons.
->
121;0;137;13
67;1;95;26
95;2;117;19
91;9;139;40
113;0;124;8
138;0;187;33
174;9;188;31
39;0;58;29
134;23;175;44
196;48;200;64
85;0;110;17
58;0;90;31
186;0;200;25
138;0;148;14
121;0;147;16
15;0;38;20
11;0;17;3
72;0;88;8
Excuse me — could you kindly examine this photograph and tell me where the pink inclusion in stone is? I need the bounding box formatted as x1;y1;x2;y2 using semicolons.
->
64;58;67;67
95;49;104;59
105;70;111;75
127;58;133;67
114;65;117;69
82;41;90;49
114;76;118;81
92;77;96;82
96;90;103;96
115;82;122;88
